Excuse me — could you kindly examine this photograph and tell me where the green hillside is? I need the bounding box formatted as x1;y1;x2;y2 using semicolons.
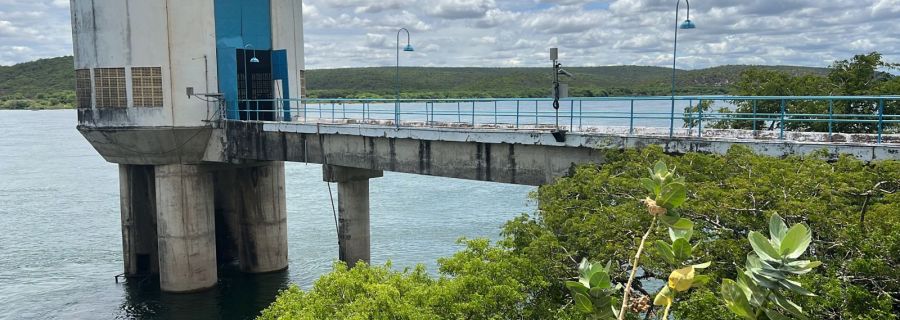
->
0;55;830;109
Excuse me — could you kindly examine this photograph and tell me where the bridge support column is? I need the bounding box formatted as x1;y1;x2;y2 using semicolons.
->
119;164;159;276
155;164;217;293
214;162;289;273
323;165;383;267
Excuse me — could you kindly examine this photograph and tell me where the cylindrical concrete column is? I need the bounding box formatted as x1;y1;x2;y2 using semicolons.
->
119;164;158;276
323;165;383;268
234;162;288;273
155;164;217;293
337;179;371;267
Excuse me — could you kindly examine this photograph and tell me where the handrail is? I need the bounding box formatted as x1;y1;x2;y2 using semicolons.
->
230;96;900;144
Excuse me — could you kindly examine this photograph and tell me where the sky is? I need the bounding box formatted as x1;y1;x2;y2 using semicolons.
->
1;0;899;69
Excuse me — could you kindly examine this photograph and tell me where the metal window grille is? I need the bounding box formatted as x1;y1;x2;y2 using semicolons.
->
132;67;163;107
75;69;92;109
94;68;127;108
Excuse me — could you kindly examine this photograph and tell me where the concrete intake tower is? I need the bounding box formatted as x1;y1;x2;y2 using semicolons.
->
70;0;305;293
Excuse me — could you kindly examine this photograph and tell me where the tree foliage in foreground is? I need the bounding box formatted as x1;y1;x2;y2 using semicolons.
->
259;146;899;319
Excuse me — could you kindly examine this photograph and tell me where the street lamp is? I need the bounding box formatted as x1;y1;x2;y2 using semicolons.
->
245;44;260;63
396;28;414;128
670;0;695;138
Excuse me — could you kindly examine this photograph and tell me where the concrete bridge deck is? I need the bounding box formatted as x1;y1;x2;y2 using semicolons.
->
225;120;900;186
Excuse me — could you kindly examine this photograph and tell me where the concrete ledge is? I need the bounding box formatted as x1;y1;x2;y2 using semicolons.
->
78;126;214;165
262;122;900;161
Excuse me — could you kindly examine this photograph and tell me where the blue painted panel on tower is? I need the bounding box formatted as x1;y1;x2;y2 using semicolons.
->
272;50;291;120
214;0;273;119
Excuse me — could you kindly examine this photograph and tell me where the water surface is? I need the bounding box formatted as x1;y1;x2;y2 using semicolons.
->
0;110;534;319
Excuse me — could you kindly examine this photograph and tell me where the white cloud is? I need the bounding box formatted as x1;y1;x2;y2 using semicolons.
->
1;0;899;71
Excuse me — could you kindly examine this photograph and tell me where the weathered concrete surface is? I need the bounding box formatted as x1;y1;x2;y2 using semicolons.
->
78;126;214;165
324;165;383;267
226;122;900;186
154;164;217;293
227;162;289;273
119;164;159;276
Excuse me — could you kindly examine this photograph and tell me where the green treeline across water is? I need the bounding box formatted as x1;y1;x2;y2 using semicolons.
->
0;56;830;109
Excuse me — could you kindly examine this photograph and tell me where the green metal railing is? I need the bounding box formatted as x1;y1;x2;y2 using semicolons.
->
233;96;900;143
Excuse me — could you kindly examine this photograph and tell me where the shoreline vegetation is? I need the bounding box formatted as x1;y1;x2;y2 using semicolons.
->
258;146;899;319
0;56;832;110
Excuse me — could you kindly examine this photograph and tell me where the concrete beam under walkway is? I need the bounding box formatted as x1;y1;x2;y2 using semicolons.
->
223;122;900;186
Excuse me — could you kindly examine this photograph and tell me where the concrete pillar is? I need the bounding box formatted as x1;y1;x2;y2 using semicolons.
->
233;162;289;273
119;164;158;276
154;164;217;293
323;165;383;267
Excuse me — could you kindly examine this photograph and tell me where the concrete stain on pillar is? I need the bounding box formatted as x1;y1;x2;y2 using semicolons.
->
388;138;397;172
508;144;517;185
417;140;432;175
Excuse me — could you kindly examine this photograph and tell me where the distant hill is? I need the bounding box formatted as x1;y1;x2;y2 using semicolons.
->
307;65;830;98
0;56;830;109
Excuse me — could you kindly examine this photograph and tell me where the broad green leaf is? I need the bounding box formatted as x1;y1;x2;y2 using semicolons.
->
640;178;660;196
589;286;608;298
566;281;588;295
693;261;712;269
574;293;593;313
748;231;782;261
673;238;693;262
654;285;674;306
769;213;789;247
668;266;696;292
659;214;682;226
770;293;808;319
780;223;812;259
721;279;757;320
778;278;816;297
667;218;694;242
655;240;676;265
653;161;668;179
590;271;611;289
659;182;687;209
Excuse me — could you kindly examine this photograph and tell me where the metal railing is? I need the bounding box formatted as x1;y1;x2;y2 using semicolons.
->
233;96;900;144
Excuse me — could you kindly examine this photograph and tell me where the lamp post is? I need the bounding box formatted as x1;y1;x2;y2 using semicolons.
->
670;0;695;138
396;28;414;128
241;44;260;120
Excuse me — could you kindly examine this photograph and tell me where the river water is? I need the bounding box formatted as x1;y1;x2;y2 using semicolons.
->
0;110;535;319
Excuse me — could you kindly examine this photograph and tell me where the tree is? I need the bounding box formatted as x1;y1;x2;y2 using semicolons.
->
259;146;900;319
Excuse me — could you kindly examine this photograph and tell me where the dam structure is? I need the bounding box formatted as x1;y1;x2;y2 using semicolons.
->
71;0;304;292
71;1;900;293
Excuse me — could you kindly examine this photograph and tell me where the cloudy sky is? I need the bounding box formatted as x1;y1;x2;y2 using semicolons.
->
1;0;899;69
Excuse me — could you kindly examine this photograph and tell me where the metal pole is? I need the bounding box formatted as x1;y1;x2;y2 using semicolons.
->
457;102;461;123
828;100;834;141
752;100;758;132
698;99;703;138
780;99;786;140
629;100;635;134
570;100;575;130
494;101;498;125
396;28;411;129
579;100;583;131
516;100;520;128
472;101;476;126
878;98;885;143
669;1;683;139
535;101;539;126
